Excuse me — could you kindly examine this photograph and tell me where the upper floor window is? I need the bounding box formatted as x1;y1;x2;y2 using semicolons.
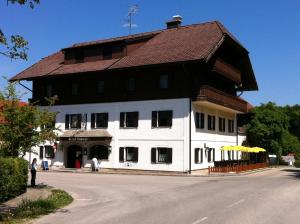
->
151;147;172;164
207;115;216;131
65;114;81;129
75;50;84;63
71;83;79;96
228;119;235;133
119;147;138;162
120;112;138;128
97;80;105;94
152;110;172;128
195;148;203;164
195;112;205;129
159;74;169;89
126;77;135;92
219;117;226;132
45;84;53;97
91;113;108;129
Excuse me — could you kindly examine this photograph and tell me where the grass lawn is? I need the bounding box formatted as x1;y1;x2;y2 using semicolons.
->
0;189;73;224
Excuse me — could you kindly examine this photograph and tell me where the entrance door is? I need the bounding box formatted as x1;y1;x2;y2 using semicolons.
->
67;145;82;168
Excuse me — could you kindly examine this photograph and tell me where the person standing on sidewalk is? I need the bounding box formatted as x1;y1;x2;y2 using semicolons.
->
31;158;37;187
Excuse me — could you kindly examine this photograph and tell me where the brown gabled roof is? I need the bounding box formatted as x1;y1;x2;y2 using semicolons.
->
10;21;255;88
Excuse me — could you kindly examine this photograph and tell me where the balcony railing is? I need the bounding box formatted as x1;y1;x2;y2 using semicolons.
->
194;85;248;113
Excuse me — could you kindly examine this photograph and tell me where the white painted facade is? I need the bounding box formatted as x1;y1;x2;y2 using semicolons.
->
27;98;245;172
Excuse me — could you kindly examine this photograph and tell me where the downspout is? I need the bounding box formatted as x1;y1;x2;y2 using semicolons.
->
182;63;192;174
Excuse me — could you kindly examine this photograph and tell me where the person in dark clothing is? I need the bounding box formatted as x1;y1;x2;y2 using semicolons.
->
31;158;37;187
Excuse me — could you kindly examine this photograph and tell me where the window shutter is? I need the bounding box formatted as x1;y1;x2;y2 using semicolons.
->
77;114;82;129
132;112;138;128
65;115;69;129
167;148;172;164
200;113;205;129
151;148;156;163
213;116;216;130
119;147;124;162
195;148;199;163
168;111;173;127
120;112;125;127
133;147;138;162
91;113;95;129
213;149;215;162
39;146;44;159
104;113;109;128
195;113;199;129
200;149;203;163
152;111;157;127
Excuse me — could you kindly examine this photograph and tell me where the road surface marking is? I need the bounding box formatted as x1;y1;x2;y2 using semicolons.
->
191;217;208;224
228;199;245;208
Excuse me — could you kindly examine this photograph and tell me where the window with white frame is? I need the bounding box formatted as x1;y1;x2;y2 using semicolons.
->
45;145;55;159
120;112;138;128
152;110;172;128
207;148;215;163
65;114;82;129
219;117;226;132
151;147;172;164
91;113;108;129
119;147;138;162
221;150;225;160
228;119;235;133
195;148;203;164
195;112;205;129
208;115;216;131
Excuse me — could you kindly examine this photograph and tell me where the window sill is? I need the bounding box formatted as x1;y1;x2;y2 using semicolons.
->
119;127;138;129
151;126;172;129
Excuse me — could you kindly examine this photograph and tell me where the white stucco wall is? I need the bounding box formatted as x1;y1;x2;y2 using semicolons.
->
191;104;240;170
33;98;190;172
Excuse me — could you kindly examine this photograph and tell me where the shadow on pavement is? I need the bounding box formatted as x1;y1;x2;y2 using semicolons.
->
282;168;300;179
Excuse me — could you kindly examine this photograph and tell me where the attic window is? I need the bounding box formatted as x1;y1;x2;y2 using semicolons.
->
75;50;84;63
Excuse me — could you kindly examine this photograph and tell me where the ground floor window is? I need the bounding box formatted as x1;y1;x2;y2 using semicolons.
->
195;148;203;164
221;150;225;160
151;147;172;164
207;148;215;163
39;145;54;159
89;145;109;160
119;147;138;162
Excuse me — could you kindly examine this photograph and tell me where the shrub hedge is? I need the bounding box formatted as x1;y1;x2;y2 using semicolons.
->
294;160;300;168
0;157;29;202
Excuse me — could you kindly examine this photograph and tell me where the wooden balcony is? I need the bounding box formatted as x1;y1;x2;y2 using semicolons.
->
212;58;242;84
193;85;249;113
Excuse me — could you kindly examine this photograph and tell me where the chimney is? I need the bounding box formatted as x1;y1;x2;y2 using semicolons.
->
166;15;182;29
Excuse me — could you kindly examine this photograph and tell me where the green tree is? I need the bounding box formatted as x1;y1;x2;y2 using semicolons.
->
0;0;40;60
246;102;289;158
0;80;57;157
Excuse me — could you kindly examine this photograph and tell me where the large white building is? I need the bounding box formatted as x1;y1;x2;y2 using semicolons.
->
11;18;257;172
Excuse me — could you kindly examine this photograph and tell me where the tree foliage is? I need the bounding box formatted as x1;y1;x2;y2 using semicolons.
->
0;81;57;157
0;0;40;60
246;102;300;159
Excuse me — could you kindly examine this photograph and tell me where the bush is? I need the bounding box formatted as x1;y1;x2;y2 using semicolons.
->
294;160;300;168
0;157;29;202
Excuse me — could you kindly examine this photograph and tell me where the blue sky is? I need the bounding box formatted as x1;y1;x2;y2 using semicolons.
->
0;0;299;106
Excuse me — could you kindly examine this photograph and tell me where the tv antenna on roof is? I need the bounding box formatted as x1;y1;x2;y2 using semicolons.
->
123;5;139;34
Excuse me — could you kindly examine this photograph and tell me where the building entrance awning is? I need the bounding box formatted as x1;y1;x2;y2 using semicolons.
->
59;130;112;149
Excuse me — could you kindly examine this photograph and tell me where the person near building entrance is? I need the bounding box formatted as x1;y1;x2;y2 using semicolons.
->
92;157;100;171
31;158;37;187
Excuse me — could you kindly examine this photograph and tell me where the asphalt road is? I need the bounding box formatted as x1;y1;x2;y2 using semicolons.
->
33;168;300;224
